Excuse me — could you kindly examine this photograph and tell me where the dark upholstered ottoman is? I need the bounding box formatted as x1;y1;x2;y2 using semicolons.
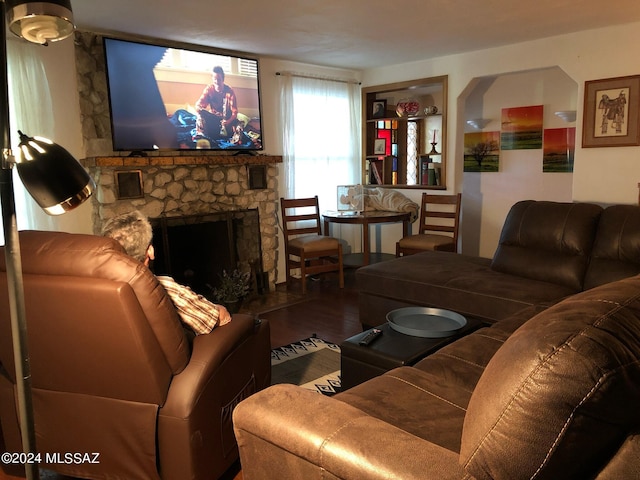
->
340;317;484;390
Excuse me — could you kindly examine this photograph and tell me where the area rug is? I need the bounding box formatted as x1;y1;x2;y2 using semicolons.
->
271;337;342;395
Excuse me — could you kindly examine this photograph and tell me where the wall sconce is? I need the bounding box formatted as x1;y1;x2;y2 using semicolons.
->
0;2;90;479
554;110;577;122
466;118;491;130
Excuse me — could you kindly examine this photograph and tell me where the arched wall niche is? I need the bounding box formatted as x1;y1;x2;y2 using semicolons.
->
458;66;578;258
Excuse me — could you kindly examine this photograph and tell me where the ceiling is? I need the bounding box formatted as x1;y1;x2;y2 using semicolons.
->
73;0;640;70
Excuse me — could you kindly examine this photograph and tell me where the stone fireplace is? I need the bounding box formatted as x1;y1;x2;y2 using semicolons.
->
74;31;282;292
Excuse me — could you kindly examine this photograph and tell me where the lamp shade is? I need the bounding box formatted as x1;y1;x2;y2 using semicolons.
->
5;0;75;45
15;131;95;215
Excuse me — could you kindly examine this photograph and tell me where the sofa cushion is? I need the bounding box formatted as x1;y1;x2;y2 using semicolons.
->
357;251;576;327
335;366;472;453
460;275;640;480
491;200;603;290
412;305;546;393
583;204;640;290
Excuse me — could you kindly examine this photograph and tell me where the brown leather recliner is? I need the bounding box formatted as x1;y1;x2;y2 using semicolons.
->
0;230;271;480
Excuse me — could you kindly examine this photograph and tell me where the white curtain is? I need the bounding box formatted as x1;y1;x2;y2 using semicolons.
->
279;74;361;209
0;39;56;244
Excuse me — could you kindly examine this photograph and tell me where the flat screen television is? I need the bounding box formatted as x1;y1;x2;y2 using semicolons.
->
103;36;264;152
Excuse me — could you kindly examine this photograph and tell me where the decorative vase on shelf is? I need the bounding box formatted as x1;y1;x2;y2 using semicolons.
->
396;98;420;117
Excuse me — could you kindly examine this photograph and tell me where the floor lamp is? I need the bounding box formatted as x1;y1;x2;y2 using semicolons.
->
0;1;93;479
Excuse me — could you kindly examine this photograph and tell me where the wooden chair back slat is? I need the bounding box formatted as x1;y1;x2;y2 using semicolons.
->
279;195;344;293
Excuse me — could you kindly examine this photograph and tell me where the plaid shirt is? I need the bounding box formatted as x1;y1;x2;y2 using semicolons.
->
195;84;238;120
157;276;230;335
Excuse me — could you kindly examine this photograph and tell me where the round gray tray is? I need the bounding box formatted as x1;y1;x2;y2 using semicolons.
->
386;307;467;338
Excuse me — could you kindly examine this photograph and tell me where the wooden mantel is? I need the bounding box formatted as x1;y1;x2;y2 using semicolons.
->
82;154;283;168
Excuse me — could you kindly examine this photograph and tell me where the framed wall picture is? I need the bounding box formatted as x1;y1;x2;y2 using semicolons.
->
115;170;144;199
582;75;640;147
463;131;500;172
543;127;576;172
372;99;387;119
373;138;386;155
500;105;543;150
248;165;267;189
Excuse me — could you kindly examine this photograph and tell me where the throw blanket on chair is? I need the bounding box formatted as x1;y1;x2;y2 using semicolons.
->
362;187;419;222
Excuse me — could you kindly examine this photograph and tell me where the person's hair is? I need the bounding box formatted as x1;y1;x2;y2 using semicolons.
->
212;65;225;79
101;210;152;262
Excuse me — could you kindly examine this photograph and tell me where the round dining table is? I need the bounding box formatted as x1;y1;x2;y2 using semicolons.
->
322;210;411;266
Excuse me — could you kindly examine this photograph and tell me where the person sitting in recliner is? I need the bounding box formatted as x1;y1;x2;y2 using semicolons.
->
101;210;231;335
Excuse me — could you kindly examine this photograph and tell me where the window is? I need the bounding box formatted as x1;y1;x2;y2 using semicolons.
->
0;40;57;245
279;75;360;209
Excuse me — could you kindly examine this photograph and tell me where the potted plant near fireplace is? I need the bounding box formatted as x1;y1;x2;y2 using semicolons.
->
211;269;251;313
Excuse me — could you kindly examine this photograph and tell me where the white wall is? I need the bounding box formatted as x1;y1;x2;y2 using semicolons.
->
361;21;640;258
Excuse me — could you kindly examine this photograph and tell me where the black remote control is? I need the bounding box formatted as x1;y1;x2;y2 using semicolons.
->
359;328;383;346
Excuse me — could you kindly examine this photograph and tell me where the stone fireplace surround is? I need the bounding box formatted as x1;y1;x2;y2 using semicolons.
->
74;31;282;292
85;156;281;292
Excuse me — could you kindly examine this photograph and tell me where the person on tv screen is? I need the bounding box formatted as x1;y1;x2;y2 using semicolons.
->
195;66;239;142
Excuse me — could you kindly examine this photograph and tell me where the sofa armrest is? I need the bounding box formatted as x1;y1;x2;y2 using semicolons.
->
233;384;465;480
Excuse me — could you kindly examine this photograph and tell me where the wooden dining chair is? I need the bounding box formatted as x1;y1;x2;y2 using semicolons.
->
396;193;462;256
280;196;344;294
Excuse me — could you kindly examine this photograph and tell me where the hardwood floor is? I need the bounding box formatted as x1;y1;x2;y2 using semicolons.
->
244;268;362;348
0;268;363;480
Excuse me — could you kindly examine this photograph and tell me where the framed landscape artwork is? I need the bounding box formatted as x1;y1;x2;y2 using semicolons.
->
582;75;640;147
500;105;543;150
543;127;576;172
464;131;500;172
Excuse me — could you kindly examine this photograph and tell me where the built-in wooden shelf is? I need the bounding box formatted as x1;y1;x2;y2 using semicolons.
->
82;154;283;168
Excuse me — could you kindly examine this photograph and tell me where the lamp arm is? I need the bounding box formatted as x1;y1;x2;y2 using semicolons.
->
0;2;39;479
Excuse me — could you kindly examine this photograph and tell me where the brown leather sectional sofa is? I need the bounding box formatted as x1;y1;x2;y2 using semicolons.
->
358;200;640;329
232;200;640;479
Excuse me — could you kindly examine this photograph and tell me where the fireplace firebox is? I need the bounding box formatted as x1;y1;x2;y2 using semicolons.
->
150;210;265;300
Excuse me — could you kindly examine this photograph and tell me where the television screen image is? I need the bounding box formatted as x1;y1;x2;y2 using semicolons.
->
103;37;263;152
